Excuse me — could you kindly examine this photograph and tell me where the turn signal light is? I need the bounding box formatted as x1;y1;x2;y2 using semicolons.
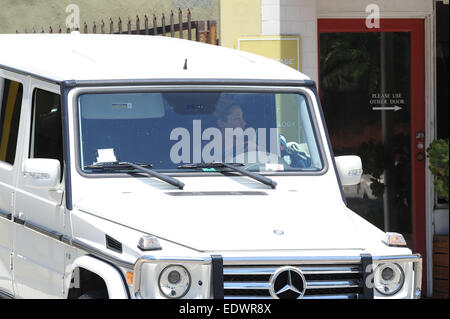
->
382;232;408;247
138;235;162;251
126;272;134;285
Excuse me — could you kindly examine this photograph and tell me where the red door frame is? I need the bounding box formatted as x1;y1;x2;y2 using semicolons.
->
318;19;427;292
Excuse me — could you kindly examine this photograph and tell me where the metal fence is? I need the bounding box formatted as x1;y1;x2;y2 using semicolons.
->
16;8;218;45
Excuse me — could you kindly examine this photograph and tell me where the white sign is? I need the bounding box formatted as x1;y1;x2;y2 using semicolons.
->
370;92;405;111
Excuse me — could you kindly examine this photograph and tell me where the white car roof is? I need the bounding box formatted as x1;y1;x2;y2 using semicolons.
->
0;34;311;83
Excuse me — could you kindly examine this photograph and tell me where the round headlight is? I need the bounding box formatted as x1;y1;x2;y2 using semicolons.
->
158;265;191;298
374;263;405;296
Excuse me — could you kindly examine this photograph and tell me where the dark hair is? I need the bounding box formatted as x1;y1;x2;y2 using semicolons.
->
214;98;241;122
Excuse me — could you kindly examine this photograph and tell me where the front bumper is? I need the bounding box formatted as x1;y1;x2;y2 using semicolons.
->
132;253;422;299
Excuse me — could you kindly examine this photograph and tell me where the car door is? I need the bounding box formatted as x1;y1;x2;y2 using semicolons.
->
12;79;66;298
0;72;25;298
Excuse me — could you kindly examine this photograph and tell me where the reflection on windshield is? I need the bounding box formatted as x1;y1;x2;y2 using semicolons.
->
78;92;323;172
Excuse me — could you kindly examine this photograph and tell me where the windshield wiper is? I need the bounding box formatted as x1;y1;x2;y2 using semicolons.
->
85;162;185;190
178;162;277;189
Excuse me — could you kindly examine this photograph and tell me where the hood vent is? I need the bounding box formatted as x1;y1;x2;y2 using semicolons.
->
105;235;123;253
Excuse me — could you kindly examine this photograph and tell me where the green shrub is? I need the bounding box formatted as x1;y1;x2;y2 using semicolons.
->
427;139;449;201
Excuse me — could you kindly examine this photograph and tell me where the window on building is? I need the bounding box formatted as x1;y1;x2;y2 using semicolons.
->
29;88;63;174
436;1;449;205
0;78;23;165
436;1;449;140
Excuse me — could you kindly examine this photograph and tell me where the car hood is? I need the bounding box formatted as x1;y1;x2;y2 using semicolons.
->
74;181;370;252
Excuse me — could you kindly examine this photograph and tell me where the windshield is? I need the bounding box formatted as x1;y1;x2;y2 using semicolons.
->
78;91;324;173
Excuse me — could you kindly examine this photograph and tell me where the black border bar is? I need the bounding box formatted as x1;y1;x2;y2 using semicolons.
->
361;253;374;299
211;254;224;299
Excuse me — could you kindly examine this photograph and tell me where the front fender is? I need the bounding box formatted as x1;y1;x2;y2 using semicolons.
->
66;255;129;299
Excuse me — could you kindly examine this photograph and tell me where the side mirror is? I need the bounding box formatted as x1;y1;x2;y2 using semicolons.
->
23;158;61;189
335;155;363;186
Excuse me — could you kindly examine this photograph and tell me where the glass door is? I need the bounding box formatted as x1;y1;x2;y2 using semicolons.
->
318;19;426;286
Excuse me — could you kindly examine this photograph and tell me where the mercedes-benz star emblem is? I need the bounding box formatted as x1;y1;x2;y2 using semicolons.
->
269;266;306;299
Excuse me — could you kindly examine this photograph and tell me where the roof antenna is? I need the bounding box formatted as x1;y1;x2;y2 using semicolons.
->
183;58;188;70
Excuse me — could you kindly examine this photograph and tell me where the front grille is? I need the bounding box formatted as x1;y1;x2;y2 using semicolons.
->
223;263;364;299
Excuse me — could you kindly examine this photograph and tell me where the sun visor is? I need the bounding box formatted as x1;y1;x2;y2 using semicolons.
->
79;93;165;119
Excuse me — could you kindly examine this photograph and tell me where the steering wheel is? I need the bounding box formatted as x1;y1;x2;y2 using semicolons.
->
285;142;312;168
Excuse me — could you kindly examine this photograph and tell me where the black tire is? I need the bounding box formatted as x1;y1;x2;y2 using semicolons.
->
78;290;108;299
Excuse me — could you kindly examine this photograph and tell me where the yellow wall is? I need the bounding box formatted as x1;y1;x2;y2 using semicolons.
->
219;0;261;49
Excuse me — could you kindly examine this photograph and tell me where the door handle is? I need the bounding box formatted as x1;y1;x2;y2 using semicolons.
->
416;152;425;162
14;212;26;225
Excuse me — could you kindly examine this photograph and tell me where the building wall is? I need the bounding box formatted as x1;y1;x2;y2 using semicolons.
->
0;0;218;34
261;0;318;84
219;0;261;49
257;0;434;83
433;235;449;298
219;0;319;83
317;0;433;18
